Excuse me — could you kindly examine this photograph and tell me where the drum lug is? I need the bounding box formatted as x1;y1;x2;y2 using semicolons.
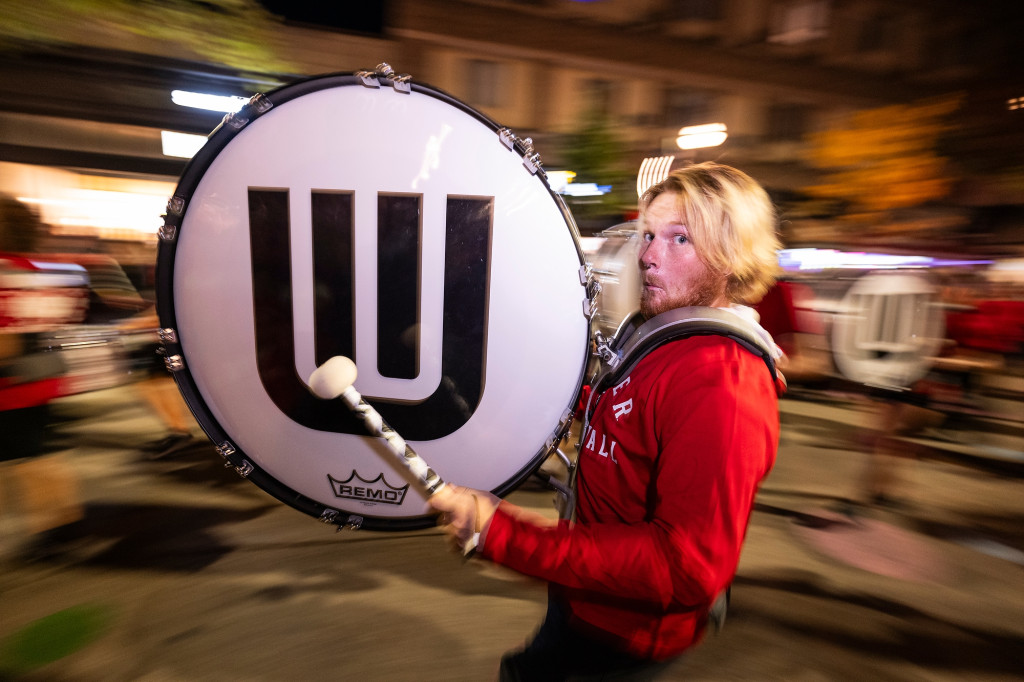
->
557;408;574;440
223;110;249;130
161;195;186;241
166;195;187;217
318;508;339;524
247;93;273;114
578;263;590;286
523;149;542;174
356;69;381;88
339;515;364;531
498;128;516;150
158;221;177;242
215;441;236;459
214;440;252;477
497;128;543;175
593;331;620;370
158;328;178;345
357;63;412;93
380;64;412;94
163;354;185;373
580;264;601;319
545;408;575;454
219;455;254;478
218;94;273;131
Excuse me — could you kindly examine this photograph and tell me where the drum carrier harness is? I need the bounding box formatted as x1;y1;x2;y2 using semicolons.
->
548;305;784;633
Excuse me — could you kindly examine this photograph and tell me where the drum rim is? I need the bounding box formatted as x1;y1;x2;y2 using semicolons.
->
155;71;589;531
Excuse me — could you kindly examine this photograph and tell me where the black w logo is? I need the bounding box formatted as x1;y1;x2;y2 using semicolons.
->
248;189;493;441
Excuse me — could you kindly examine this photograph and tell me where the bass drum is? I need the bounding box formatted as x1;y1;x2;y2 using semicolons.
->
831;270;945;389
156;68;591;530
589;222;641;339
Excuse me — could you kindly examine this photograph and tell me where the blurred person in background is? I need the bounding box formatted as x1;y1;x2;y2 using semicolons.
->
430;163;783;681
1;196;84;557
1;195;196;559
754;277;831;386
860;268;1016;508
862;388;946;508
0;193;194;457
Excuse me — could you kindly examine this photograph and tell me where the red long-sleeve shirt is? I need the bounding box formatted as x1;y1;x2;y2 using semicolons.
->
481;335;779;660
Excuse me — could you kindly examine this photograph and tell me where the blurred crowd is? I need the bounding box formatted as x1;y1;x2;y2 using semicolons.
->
760;265;1024;507
1;197;195;556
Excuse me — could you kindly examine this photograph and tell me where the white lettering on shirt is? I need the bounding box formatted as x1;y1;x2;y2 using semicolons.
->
597;433;618;463
612;398;632;421
612;376;631;396
582;425;618;464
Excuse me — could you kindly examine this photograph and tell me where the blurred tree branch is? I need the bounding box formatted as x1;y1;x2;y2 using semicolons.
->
0;0;295;73
805;96;963;216
561;109;634;223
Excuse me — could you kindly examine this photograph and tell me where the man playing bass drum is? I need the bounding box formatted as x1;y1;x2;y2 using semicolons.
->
432;162;784;681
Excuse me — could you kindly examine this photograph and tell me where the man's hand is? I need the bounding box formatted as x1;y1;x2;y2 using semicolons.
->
429;485;499;555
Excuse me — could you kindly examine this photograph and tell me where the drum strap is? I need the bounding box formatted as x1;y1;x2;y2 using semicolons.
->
591;305;781;396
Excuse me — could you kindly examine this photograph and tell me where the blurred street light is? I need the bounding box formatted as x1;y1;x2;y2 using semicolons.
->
676;123;728;150
171;90;248;113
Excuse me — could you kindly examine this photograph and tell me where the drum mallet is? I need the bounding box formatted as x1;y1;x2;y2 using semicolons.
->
307;356;478;554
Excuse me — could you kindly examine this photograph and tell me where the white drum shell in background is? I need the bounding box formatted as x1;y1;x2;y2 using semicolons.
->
171;83;588;521
589;224;641;338
831;271;945;389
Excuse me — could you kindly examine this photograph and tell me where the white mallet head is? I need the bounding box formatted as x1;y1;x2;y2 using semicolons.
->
308;356;359;399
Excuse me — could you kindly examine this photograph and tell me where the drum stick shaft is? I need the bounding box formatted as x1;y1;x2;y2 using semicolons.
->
339;385;478;555
337;385;446;497
309;355;476;554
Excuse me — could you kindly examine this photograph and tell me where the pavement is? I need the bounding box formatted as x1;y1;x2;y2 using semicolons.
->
1;379;1023;681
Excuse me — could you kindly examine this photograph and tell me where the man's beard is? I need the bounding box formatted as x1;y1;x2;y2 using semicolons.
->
640;267;725;319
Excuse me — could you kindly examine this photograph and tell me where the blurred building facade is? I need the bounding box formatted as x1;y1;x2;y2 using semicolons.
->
0;0;1021;255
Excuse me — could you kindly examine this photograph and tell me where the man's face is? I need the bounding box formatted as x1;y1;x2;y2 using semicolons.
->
638;191;728;318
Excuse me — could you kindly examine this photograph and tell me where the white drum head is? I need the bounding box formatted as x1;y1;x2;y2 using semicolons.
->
156;72;590;530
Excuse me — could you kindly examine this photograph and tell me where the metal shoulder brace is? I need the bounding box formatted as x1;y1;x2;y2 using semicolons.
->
591;306;780;395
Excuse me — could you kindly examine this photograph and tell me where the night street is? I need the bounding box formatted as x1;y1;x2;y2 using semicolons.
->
2;382;1022;681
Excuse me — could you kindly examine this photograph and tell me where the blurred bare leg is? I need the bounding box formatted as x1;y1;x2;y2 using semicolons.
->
135;375;196;456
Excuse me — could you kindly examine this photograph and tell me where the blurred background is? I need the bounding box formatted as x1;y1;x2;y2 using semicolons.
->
1;1;1023;679
2;0;1022;449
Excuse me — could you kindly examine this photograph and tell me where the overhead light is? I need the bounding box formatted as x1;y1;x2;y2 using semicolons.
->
161;131;208;159
171;89;248;113
676;123;728;150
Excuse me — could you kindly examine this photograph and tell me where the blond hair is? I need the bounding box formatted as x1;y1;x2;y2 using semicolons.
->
639;162;781;304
